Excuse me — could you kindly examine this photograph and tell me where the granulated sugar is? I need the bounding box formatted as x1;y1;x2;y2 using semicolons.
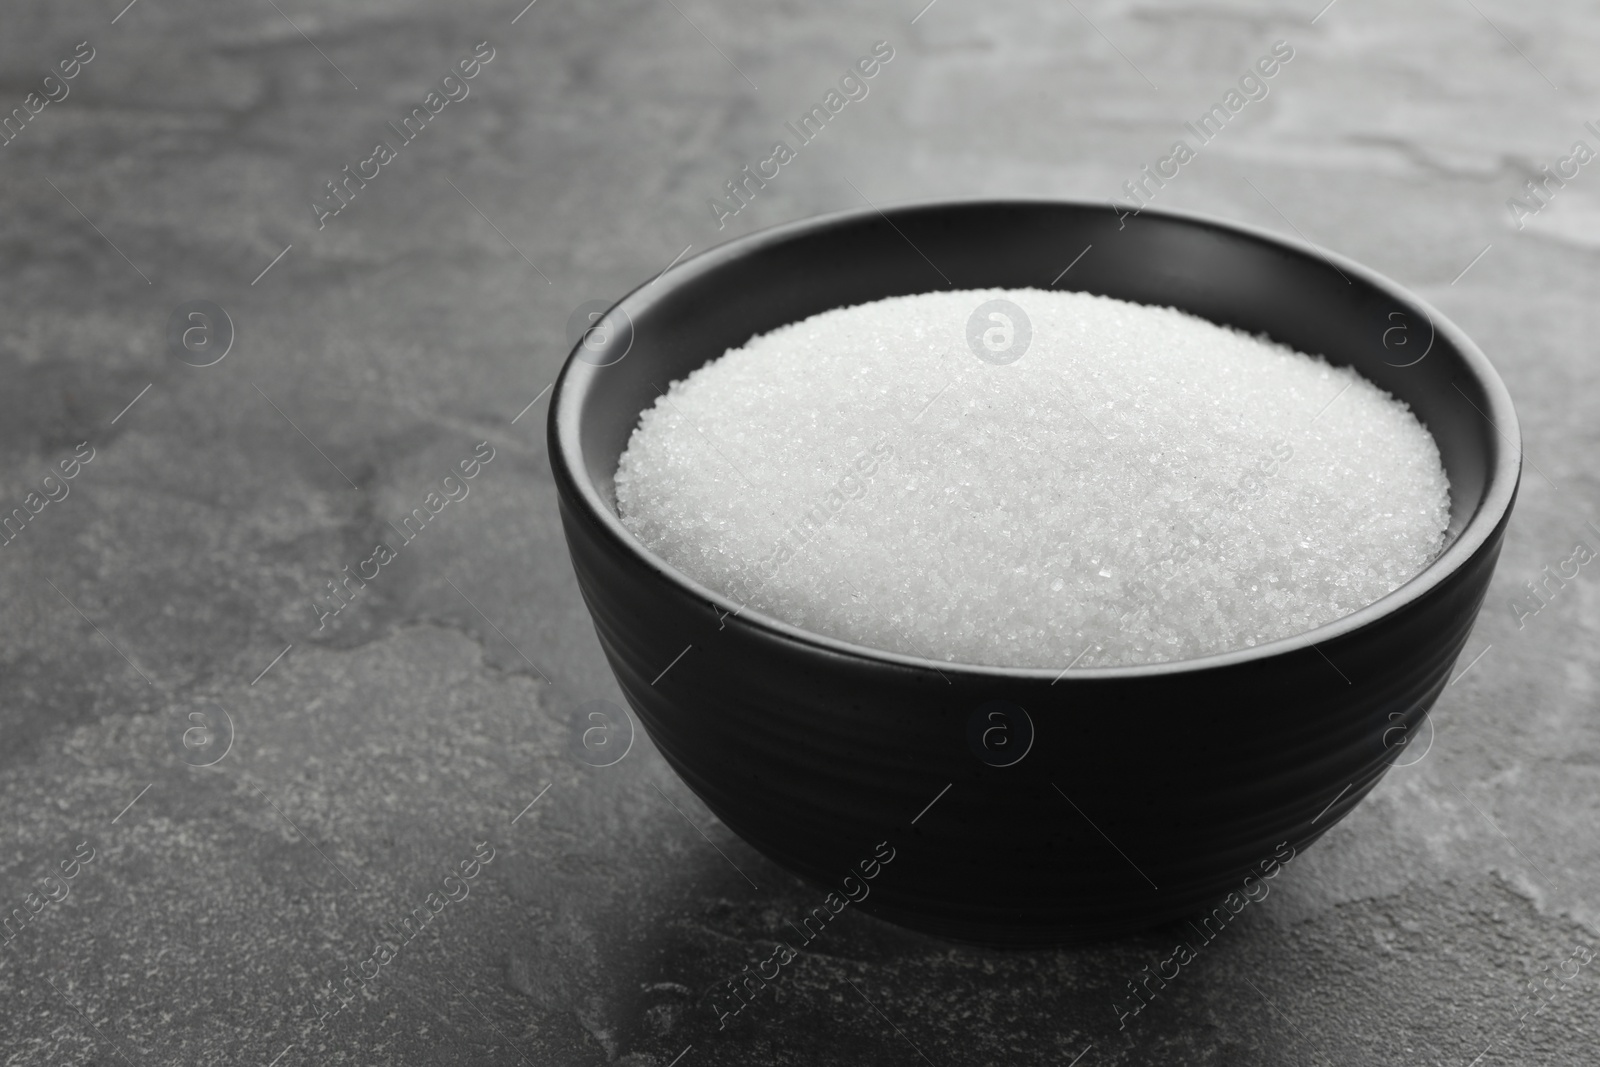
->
614;288;1451;668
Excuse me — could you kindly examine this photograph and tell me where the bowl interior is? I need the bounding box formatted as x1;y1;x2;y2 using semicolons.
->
558;200;1517;660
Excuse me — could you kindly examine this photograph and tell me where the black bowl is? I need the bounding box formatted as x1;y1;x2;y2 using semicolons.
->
548;199;1520;945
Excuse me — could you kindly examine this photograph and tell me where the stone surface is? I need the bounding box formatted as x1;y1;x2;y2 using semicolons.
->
1;0;1597;1064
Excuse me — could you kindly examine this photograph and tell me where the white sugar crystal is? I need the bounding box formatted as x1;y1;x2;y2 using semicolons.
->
614;288;1451;668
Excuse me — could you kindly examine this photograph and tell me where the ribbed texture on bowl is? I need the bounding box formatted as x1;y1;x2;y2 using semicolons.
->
550;200;1520;945
559;487;1505;943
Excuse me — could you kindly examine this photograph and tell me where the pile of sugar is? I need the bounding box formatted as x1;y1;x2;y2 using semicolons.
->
614;288;1451;668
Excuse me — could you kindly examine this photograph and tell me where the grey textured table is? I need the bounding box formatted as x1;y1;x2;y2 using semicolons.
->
1;1;1596;1064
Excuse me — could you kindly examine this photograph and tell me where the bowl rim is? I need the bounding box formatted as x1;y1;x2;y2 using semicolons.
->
550;196;1522;681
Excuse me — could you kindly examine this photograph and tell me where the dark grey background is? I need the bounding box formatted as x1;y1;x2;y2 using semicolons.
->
1;0;1596;1064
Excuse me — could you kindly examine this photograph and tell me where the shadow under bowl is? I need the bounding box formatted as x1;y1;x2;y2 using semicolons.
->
548;199;1520;946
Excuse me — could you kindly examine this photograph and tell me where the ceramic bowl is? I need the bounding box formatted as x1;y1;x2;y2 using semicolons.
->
548;199;1520;945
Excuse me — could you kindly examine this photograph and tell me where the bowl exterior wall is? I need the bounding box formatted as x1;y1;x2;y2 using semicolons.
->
556;486;1507;944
